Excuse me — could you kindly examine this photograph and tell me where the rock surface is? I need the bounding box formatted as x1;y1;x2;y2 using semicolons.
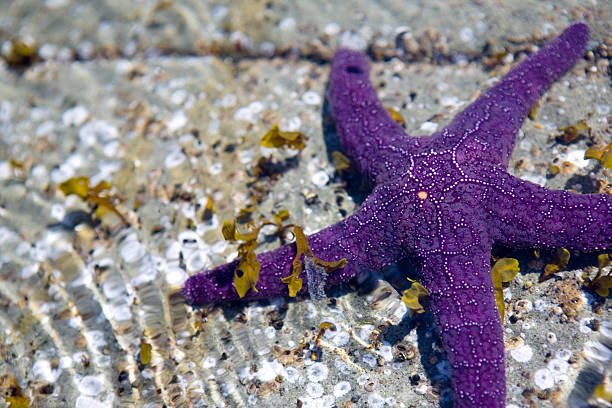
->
0;1;611;407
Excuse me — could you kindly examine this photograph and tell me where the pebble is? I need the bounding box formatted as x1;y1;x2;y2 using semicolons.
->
167;111;188;132
79;120;118;146
62;105;89;126
419;121;438;132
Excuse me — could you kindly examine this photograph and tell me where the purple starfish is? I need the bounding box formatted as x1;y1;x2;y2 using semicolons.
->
183;22;612;407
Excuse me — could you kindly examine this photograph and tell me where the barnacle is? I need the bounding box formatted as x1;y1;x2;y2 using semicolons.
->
540;248;570;282
401;278;429;316
281;226;347;297
58;176;127;224
260;125;307;150
491;258;519;323
584;143;612;170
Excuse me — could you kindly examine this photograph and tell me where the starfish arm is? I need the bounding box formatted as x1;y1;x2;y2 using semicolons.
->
419;246;505;408
328;48;421;185
182;185;405;304
489;173;612;250
440;22;589;167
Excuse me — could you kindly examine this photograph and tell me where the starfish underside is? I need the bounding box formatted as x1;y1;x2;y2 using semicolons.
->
183;22;612;407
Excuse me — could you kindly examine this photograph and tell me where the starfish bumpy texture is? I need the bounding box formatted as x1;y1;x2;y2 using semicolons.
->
183;22;612;407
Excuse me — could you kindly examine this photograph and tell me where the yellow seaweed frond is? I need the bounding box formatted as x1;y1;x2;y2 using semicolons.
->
599;253;611;270
202;196;215;220
556;120;590;144
281;226;310;297
332;150;352;173
221;219;237;241
528;105;538;120
261;125;307;150
140;339;152;365
58;176;90;199
1;372;29;408
3;37;37;66
221;219;262;298
58;176;127;224
585;143;612;170
548;164;560;175
591;276;612;297
491;258;520;323
281;273;303;297
540;248;570;282
401;278;430;315
6;396;30;408
221;219;265;242
223;210;293;298
281;226;347;297
9;158;24;171
234;240;260;298
385;107;406;126
586;254;612;297
272;209;290;226
496;258;520;282
319;321;335;331
594;382;612;402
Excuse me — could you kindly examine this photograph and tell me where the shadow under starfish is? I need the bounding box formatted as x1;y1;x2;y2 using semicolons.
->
183;22;612;408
